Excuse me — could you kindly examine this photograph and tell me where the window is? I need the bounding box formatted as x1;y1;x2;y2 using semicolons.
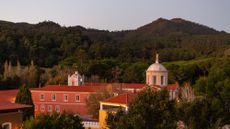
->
51;94;56;101
153;76;157;85
40;104;45;112
35;104;38;111
2;122;12;129
55;105;60;113
40;93;45;101
75;95;80;102
48;105;52;112
63;94;68;102
161;76;164;85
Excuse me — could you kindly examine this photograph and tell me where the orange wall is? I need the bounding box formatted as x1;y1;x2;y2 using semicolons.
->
31;91;91;116
0;112;23;129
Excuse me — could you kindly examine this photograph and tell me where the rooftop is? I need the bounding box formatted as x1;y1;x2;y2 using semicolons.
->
31;82;146;92
0;89;18;103
0;102;32;111
102;93;137;105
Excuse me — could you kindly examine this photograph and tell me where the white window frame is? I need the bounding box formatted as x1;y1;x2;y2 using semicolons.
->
55;105;60;113
34;104;38;111
2;122;12;129
40;93;45;101
48;105;52;112
40;104;45;112
75;95;80;102
63;94;68;102
51;94;56;101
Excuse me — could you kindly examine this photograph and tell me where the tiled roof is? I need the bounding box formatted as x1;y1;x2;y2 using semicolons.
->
165;84;179;90
31;83;177;92
83;82;145;89
0;102;32;111
102;93;137;105
31;85;107;92
31;83;146;92
0;89;18;103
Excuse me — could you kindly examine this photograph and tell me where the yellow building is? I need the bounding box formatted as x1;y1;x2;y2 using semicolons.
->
99;93;136;129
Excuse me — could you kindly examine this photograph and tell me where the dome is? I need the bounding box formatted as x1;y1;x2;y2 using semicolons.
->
147;63;167;72
146;54;167;72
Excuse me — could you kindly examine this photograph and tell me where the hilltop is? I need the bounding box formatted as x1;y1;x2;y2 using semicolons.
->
0;17;230;86
0;18;229;68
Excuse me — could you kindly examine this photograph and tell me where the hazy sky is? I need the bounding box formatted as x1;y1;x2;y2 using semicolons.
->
0;0;229;32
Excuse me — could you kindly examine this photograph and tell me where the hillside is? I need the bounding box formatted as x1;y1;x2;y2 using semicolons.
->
136;18;222;36
0;18;229;68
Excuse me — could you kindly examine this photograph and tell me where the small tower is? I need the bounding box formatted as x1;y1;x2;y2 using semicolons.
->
68;71;84;86
146;54;168;87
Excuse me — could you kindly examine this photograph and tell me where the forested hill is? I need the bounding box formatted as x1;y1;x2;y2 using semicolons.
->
0;18;230;68
136;18;222;35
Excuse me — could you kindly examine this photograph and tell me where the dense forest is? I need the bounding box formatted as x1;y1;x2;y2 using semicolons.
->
0;18;230;88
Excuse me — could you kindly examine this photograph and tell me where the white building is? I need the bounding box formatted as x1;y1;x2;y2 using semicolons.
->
68;71;84;86
146;54;168;87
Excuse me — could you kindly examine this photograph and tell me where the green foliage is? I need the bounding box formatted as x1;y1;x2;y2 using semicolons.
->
23;112;84;129
178;58;230;129
107;109;130;129
122;62;148;83
86;87;122;119
0;19;230;85
15;84;34;121
106;89;178;129
163;58;214;84
0;76;21;90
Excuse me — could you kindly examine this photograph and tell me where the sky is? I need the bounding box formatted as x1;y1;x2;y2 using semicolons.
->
0;0;230;32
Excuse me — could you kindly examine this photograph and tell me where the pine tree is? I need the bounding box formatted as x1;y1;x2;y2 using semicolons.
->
3;60;8;79
15;84;34;120
27;60;38;87
16;60;22;77
8;61;13;77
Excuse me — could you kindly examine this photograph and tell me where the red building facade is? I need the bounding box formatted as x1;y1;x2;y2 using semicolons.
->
31;85;97;116
30;83;146;117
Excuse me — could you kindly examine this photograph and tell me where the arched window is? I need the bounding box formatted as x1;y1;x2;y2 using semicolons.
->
2;122;12;129
161;76;164;85
153;76;157;85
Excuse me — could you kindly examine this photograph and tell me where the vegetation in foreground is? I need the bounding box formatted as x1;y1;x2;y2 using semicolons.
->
23;112;84;129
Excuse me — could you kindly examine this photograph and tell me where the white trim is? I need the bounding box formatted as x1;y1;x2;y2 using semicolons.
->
34;104;38;111
40;104;45;112
2;122;12;129
48;105;52;112
51;94;56;101
39;93;45;101
55;105;60;113
75;94;80;102
63;94;68;102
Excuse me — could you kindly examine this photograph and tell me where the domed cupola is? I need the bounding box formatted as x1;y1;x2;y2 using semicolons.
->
146;54;168;87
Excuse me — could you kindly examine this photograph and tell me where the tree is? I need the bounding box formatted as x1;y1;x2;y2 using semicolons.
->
178;98;224;129
15;60;22;77
27;60;39;87
122;62;148;83
106;88;178;129
182;58;230;128
86;85;123;119
23;112;84;129
15;84;34;121
3;60;8;79
107;109;130;129
179;83;195;102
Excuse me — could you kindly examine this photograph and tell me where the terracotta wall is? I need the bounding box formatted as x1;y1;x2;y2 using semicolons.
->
0;111;23;129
